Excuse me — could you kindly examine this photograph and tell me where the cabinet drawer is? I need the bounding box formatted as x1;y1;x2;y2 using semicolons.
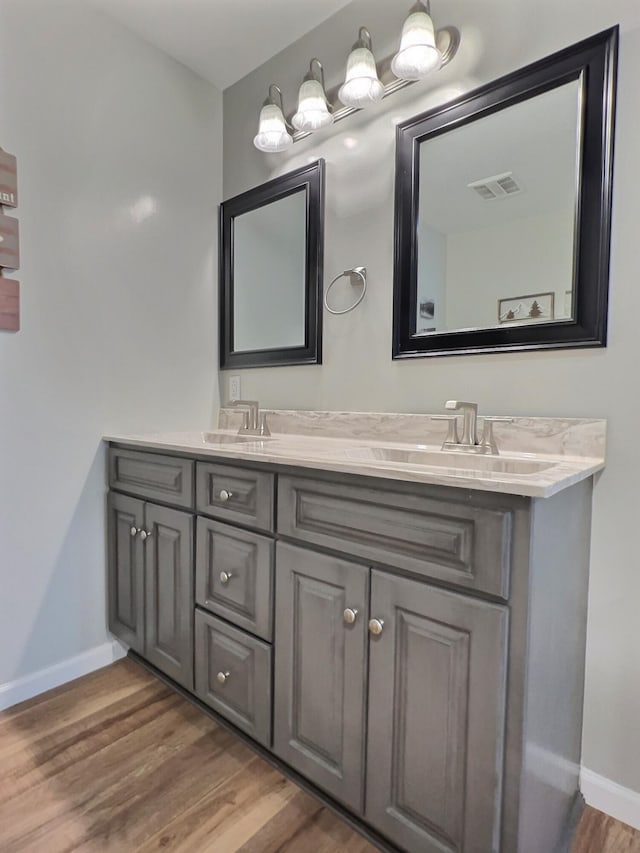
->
278;475;512;599
109;448;193;509
196;462;274;532
196;518;274;641
194;610;272;747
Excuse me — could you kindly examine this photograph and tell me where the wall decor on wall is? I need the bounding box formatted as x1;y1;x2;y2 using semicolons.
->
0;146;20;332
0;278;19;331
0;148;18;207
498;292;555;324
0;213;20;269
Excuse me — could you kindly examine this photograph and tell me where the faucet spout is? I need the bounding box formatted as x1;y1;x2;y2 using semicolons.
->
445;400;478;446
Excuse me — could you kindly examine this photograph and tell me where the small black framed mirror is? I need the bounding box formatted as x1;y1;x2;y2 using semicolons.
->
220;159;325;369
393;28;618;359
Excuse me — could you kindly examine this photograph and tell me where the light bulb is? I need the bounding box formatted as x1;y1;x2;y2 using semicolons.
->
339;46;384;109
253;103;292;153
392;6;442;80
292;79;333;132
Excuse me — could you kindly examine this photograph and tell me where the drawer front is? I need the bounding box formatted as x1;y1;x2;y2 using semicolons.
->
278;475;512;599
109;448;193;509
196;462;274;532
194;610;272;747
196;518;274;641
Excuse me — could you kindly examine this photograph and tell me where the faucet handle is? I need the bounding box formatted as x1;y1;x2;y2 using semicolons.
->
432;415;460;448
479;417;513;455
258;412;271;437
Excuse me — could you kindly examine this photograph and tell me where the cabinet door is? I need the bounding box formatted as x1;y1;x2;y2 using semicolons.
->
108;492;144;652
366;570;508;853
144;504;194;690
273;543;368;814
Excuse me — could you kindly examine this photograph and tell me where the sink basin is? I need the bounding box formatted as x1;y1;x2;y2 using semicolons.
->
323;446;555;475
202;432;273;445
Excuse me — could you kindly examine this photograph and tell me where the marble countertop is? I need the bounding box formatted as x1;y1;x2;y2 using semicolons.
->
104;410;606;498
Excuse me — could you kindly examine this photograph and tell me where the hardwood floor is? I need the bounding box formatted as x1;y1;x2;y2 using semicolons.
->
0;658;637;853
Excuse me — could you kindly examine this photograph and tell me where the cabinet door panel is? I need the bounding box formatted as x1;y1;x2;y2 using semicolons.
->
144;504;194;690
367;570;508;853
273;543;368;814
108;493;144;652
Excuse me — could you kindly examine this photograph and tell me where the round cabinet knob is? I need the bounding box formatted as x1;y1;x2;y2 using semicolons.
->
219;571;233;585
219;489;233;503
139;530;147;541
343;608;359;625
368;618;385;636
130;526;138;537
216;671;230;685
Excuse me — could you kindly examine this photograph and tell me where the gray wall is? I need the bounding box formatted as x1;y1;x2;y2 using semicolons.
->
0;0;222;687
222;0;640;795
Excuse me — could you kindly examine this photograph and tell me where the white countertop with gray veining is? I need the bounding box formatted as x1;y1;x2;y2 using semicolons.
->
104;410;606;498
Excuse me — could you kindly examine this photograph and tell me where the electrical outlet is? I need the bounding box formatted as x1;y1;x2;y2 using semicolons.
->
229;375;241;402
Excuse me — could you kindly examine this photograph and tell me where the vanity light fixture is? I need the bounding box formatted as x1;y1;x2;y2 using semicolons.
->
292;59;334;133
392;0;442;80
252;7;460;152
253;85;293;153
339;28;384;109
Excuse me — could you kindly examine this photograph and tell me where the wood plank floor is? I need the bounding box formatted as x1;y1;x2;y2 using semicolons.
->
0;658;637;853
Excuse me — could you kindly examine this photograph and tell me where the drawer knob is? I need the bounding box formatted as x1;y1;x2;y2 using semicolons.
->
130;526;138;537
343;608;359;625
139;530;153;541
219;489;233;503
216;671;230;685
220;571;233;585
368;618;385;636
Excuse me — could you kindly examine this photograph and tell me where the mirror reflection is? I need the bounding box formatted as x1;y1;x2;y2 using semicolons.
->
415;79;581;335
233;189;307;352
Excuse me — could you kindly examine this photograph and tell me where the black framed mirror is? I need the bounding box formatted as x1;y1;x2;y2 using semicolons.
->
393;28;618;359
220;159;325;369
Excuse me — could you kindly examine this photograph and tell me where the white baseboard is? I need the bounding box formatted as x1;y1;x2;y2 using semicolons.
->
0;639;127;712
581;767;640;830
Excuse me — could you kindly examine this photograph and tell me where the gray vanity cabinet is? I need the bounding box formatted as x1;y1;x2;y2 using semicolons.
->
107;490;194;690
273;543;369;814
366;570;509;853
108;492;145;653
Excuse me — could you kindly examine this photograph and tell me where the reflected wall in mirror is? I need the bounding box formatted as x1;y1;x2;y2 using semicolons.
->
220;160;324;369
393;28;618;358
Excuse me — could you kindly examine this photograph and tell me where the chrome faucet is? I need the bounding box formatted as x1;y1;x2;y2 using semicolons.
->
226;400;271;437
445;400;478;446
438;400;511;455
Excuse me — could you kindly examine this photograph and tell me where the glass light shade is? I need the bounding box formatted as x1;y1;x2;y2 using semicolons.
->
292;79;333;132
391;9;442;80
339;46;384;108
253;103;292;152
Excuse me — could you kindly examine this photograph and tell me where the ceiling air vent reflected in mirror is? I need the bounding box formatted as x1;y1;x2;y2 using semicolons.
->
468;171;523;200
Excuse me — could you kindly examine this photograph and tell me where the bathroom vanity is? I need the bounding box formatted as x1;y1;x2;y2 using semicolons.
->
105;410;605;853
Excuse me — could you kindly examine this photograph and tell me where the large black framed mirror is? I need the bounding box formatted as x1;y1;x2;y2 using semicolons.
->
393;28;618;359
220;159;325;369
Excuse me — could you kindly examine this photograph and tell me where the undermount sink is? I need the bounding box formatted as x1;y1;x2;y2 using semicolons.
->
202;432;273;444
324;446;556;475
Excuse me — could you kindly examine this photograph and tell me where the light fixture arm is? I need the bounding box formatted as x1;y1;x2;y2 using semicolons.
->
307;58;327;90
356;26;373;51
267;83;284;111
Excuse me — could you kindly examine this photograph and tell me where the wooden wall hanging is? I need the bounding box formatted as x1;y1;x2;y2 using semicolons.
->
0;145;19;331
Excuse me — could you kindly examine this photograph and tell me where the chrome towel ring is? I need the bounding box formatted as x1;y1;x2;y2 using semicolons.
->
324;266;367;315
